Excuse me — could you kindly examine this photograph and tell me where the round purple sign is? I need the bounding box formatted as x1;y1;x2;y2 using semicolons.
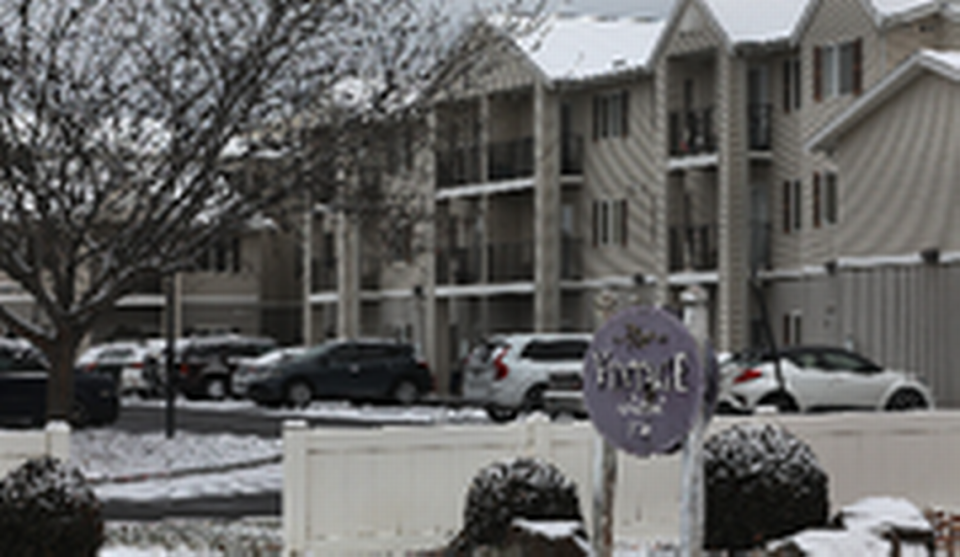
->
583;306;704;457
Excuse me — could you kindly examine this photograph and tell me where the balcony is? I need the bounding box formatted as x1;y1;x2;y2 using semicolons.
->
436;237;584;286
669;108;716;157
488;241;534;282
312;257;337;291
561;237;583;280
669;224;718;272
748;103;772;151
437;135;584;190
436;246;482;285
436;145;481;188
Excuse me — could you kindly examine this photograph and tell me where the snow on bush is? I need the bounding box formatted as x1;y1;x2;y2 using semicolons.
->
704;423;829;551
449;457;584;553
0;456;104;556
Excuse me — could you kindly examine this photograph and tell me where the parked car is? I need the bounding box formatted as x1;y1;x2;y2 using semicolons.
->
461;333;593;422
175;334;277;400
231;346;306;398
0;338;119;428
246;339;433;407
77;340;163;397
718;345;934;414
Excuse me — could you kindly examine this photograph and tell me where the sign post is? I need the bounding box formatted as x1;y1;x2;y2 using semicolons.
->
679;286;709;557
584;302;714;555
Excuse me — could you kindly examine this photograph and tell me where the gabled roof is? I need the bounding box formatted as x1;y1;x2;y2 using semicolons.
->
807;49;960;151
701;0;812;46
504;13;667;83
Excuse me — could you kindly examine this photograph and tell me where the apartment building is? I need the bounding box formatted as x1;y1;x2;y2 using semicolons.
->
657;0;960;404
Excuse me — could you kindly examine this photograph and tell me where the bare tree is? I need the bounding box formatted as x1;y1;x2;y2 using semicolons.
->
0;0;545;422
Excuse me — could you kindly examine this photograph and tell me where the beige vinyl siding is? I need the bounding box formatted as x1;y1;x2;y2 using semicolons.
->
663;0;727;58
884;15;949;69
835;73;960;256
433;31;539;101
578;77;659;280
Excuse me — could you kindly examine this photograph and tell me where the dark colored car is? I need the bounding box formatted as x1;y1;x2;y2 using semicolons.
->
247;339;433;407
0;338;119;428
175;334;277;400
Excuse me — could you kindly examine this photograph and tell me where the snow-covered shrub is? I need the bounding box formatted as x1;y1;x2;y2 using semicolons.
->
0;456;104;556
704;423;828;551
450;457;584;553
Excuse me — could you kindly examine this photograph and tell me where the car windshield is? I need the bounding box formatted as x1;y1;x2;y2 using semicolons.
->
300;342;336;361
254;347;306;366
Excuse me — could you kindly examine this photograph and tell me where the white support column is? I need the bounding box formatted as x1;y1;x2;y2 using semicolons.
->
302;192;313;346
336;211;360;339
535;82;561;332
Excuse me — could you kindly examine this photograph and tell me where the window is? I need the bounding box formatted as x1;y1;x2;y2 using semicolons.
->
813;173;822;228
197;237;242;273
592;199;628;246
814;39;862;100
825;172;838;224
593;91;630;139
793;180;802;231
782;56;801;112
782;312;802;346
782;180;791;234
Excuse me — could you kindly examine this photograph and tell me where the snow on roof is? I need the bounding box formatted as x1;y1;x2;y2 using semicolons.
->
808;48;960;151
510;13;667;82
867;0;938;18
701;0;812;45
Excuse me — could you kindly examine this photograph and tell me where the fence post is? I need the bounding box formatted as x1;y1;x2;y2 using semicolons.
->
283;420;309;557
679;285;709;557
44;421;70;462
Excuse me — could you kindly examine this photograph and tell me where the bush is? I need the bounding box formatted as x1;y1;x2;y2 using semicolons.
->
704;423;828;551
0;456;104;556
450;457;583;553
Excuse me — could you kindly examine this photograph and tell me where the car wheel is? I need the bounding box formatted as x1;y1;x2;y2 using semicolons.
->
522;385;547;412
69;400;91;428
885;389;928;411
286;380;313;408
204;377;229;401
758;392;799;413
391;380;420;406
486;406;519;423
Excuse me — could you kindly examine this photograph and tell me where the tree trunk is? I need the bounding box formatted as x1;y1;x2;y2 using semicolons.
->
46;329;79;423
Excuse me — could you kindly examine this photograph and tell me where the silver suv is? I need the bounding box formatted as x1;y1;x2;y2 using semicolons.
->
461;333;592;422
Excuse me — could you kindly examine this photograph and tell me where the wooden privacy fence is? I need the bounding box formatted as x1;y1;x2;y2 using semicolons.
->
283;411;960;556
0;421;70;478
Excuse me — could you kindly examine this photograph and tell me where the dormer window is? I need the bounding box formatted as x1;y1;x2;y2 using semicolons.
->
814;39;863;101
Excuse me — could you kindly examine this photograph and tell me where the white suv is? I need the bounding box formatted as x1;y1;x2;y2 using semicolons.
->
461;333;592;422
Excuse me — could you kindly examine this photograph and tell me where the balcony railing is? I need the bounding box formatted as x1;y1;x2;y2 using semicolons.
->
437;135;584;189
436;145;481;188
132;274;163;295
561;237;583;280
751;221;772;272
561;135;584;175
436;246;482;285
312;257;337;291
436;237;583;285
488;241;534;282
488;138;534;182
749;103;772;151
669;108;716;157
669;224;718;272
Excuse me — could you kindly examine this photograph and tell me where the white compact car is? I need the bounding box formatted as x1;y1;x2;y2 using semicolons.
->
719;345;934;413
461;333;592;422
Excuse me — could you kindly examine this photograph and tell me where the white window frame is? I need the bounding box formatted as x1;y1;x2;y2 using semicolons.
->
592;199;628;247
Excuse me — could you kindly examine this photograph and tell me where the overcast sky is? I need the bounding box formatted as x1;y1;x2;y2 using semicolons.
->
550;0;675;17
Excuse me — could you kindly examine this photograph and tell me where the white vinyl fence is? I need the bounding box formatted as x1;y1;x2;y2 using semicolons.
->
283;411;960;556
0;421;70;478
